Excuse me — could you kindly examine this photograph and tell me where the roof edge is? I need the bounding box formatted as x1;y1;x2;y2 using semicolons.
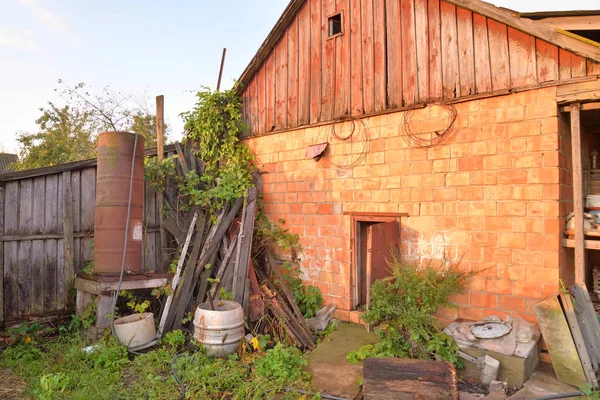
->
446;0;600;61
238;0;600;90
236;0;306;91
520;10;600;19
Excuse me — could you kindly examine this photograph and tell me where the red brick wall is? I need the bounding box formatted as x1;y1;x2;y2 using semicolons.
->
243;87;568;324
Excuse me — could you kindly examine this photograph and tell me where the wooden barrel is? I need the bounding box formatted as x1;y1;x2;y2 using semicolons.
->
94;132;145;275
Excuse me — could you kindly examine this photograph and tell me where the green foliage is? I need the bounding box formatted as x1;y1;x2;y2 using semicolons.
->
4;321;52;345
15;102;98;170
219;287;234;301
180;87;255;212
2;336;129;399
254;343;309;386
282;262;323;319
34;372;70;400
143;155;178;192
163;330;186;350
256;218;302;262
581;383;600;399
119;290;151;314
347;257;475;366
15;81;167;171
1;322;314;400
59;302;96;335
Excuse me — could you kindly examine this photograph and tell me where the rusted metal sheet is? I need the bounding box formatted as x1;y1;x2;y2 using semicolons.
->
94;132;145;275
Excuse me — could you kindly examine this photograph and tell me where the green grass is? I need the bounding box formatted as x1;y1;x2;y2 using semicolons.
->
0;328;316;400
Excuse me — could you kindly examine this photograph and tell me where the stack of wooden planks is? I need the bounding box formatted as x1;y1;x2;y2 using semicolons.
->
154;142;315;350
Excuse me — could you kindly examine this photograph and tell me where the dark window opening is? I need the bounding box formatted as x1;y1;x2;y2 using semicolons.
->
328;13;343;37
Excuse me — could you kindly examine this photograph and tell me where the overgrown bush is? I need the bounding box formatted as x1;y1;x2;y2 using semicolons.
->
347;256;476;366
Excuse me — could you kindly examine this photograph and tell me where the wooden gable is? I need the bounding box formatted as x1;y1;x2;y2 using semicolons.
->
241;0;600;135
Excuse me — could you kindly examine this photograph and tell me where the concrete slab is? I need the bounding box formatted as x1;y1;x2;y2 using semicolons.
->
306;322;379;399
507;363;581;400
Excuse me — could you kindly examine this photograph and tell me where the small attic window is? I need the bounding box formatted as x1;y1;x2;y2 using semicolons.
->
328;12;343;38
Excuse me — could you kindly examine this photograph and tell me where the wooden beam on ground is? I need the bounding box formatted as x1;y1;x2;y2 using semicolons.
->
363;358;459;399
571;103;585;285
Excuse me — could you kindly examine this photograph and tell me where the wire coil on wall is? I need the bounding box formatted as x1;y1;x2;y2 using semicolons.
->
316;115;371;168
401;99;457;149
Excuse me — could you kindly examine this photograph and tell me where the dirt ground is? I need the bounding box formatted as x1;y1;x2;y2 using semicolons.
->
0;368;27;399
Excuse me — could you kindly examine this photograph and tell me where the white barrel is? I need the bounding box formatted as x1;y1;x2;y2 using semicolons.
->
193;300;244;357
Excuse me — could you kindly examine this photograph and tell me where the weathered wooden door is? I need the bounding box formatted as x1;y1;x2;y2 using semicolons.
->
366;221;400;307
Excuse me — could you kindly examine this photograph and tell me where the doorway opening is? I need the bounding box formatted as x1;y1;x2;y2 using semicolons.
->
351;214;402;310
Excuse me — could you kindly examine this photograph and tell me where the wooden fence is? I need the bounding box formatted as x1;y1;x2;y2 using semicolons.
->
0;147;174;327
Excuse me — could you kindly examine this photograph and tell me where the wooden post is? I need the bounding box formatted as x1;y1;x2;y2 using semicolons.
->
571;103;585;285
0;185;4;328
156;95;168;272
217;48;227;92
62;171;74;306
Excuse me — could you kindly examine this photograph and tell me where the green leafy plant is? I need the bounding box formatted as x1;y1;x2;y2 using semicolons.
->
34;372;70;399
347;256;475;366
254;343;309;385
282;262;323;319
119;290;151;314
163;330;186;349
581;383;600;399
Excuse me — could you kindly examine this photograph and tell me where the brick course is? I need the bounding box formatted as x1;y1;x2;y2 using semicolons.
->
243;87;568;320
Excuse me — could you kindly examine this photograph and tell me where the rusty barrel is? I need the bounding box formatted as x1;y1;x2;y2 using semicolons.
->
94;132;145;275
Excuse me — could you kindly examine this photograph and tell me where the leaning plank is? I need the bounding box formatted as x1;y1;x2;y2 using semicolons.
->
233;188;257;304
363;358;458;400
533;295;588;387
268;251;314;340
559;292;598;385
62;171;74;307
0;186;4;327
171;198;243;331
210;234;239;298
570;284;600;371
157;212;198;338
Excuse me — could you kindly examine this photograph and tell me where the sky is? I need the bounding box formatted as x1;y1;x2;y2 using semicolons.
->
1;0;599;154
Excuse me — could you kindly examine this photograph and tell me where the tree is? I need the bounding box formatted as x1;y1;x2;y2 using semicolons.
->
14;81;168;171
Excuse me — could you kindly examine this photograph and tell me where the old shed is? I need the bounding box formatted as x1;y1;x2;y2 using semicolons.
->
238;0;600;323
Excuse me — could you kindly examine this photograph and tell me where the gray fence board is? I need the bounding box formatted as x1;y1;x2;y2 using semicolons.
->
0;150;168;325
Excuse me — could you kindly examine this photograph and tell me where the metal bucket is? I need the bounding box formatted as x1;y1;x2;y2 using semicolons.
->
94;132;145;275
193;301;244;357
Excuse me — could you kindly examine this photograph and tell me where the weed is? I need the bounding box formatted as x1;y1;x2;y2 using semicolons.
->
347;256;475;366
282;262;323;318
581;383;600;399
163;330;186;349
254;343;310;386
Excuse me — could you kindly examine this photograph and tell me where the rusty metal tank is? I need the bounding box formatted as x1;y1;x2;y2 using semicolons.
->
94;132;145;275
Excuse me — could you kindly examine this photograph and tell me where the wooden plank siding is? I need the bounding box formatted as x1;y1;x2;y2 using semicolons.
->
241;0;599;136
0;162;165;324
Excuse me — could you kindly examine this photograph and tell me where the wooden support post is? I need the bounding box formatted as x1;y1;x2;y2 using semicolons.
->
156;95;168;273
0;185;4;328
62;171;74;307
571;102;585;284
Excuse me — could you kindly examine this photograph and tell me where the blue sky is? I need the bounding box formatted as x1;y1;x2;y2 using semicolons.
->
1;0;598;154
